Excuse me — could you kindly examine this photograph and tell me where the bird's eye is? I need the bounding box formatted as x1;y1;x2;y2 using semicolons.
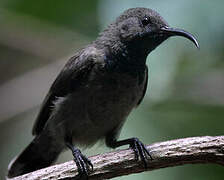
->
142;17;151;26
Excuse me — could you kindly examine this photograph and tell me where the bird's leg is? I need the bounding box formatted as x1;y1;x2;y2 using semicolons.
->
65;137;93;179
106;132;152;168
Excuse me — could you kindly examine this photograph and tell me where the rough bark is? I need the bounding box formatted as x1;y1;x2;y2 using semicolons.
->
7;136;224;180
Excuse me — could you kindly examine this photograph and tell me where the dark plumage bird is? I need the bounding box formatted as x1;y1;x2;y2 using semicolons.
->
8;7;199;178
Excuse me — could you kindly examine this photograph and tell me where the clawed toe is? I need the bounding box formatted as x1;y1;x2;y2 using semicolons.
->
129;138;152;168
72;149;93;179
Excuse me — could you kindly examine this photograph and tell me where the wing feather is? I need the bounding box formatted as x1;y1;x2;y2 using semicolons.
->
32;49;98;135
137;66;148;105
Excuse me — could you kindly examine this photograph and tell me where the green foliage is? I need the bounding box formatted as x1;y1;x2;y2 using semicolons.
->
5;0;100;37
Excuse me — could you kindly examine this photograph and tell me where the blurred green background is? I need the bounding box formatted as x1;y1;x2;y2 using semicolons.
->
0;0;224;179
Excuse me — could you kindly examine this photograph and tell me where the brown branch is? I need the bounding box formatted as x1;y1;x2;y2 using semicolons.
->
7;136;224;180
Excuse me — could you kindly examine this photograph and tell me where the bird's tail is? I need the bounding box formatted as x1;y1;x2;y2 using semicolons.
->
7;132;64;178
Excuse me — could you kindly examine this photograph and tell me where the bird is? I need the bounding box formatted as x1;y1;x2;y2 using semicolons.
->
8;7;199;179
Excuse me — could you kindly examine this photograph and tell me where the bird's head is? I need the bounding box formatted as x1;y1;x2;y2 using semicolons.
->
97;7;199;58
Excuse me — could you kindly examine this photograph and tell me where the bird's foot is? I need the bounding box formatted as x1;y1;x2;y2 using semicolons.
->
72;148;93;179
129;138;152;168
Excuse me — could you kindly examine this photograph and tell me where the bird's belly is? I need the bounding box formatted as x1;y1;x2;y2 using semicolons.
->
50;73;145;147
88;83;139;127
80;74;144;144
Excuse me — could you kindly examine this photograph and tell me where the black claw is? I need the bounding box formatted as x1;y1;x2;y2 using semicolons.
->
129;138;152;168
72;148;93;179
132;141;140;160
142;144;152;160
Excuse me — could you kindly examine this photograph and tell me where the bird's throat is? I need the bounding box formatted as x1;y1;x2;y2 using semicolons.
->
104;44;147;75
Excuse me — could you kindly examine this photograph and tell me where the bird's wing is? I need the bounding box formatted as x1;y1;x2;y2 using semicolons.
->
32;48;99;135
137;66;148;106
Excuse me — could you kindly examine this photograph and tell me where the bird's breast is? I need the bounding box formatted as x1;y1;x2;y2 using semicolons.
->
86;69;146;135
53;67;147;146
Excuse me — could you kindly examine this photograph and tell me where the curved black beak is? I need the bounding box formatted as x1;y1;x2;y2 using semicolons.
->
160;27;199;49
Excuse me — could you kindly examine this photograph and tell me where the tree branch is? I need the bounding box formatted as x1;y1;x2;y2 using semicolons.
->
8;136;224;180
